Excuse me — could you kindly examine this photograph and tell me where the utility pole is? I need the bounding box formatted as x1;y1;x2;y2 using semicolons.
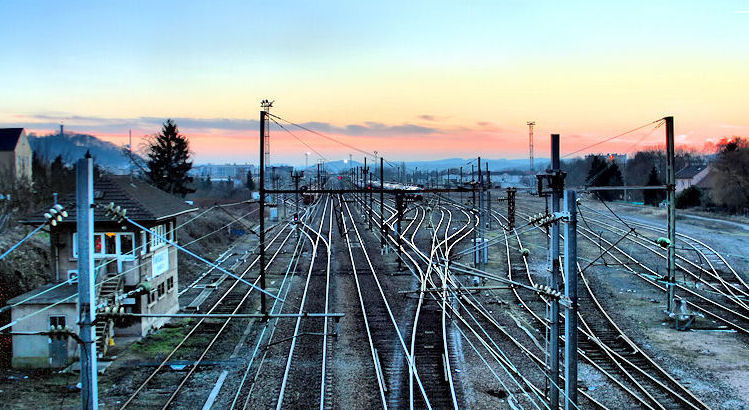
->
460;166;463;203
380;157;385;249
291;170;303;239
258;102;271;317
528;121;536;172
665;116;676;313
548;133;563;410
395;192;404;270
563;189;578;410
507;187;517;230
128;129;133;182
486;162;492;230
478;157;485;269
369;172;373;230
471;168;477;267
76;153;98;409
363;158;371;229
272;166;277;211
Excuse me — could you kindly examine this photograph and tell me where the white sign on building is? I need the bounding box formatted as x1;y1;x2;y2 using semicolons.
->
152;248;169;278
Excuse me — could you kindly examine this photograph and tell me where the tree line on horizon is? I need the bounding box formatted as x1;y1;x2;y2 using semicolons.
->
561;137;749;213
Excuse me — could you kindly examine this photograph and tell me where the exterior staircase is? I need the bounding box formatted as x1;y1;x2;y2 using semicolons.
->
95;262;123;357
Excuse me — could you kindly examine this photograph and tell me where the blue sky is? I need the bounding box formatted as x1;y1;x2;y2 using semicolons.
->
1;1;747;163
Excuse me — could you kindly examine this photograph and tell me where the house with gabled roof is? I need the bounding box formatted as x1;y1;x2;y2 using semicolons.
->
10;175;197;368
676;164;710;193
0;128;32;184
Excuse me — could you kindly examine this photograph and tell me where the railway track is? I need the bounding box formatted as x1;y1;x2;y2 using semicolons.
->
349;190;465;408
515;199;749;336
273;195;333;409
505;201;710;409
116;212;299;409
111;184;738;409
341;195;429;409
370;193;568;408
575;203;749;312
229;195;332;409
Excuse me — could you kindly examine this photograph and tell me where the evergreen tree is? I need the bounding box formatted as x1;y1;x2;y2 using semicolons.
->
586;155;623;201
643;166;665;206
676;186;702;209
146;119;195;196
246;169;256;190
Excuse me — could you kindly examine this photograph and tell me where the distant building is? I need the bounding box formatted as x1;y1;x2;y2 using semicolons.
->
0;128;33;184
676;164;710;193
494;173;524;187
10;175;196;368
191;163;255;186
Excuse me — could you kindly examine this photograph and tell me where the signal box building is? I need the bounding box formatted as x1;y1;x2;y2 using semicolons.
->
10;175;196;368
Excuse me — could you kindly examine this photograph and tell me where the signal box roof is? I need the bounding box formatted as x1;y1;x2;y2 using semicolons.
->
21;175;197;225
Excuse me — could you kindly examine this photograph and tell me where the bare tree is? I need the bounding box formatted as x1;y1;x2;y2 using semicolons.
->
711;137;749;212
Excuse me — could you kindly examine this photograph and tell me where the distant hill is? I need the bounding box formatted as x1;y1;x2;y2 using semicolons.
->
28;132;132;173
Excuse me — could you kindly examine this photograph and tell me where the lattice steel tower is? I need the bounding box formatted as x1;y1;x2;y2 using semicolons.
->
527;121;535;171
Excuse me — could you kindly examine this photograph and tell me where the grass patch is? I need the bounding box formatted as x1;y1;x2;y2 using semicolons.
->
131;319;193;355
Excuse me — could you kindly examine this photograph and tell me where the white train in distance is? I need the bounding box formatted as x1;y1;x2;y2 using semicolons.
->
357;179;425;201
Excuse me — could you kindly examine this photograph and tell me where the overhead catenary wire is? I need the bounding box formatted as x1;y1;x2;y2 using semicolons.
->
562;118;665;159
120;215;282;302
267;113;406;170
622;121;665;154
0;203;261;316
0;223;47;262
268;117;328;162
268;113;377;159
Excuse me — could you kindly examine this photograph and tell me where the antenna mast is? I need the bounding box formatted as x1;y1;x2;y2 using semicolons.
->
260;99;274;186
129;129;133;181
527;121;535;171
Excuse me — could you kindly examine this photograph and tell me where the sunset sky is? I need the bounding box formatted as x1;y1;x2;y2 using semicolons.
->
1;1;747;165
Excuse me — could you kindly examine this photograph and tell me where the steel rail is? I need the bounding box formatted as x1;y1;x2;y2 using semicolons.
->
361;192;566;408
341;197;434;409
568;213;749;335
585;208;749;310
319;194;335;410
509;204;713;408
339;196;389;409
230;230;306;409
369;193;587;408
360;192;552;408
417;201;560;409
160;223;299;410
397;199;551;408
120;223;295;409
577;204;749;306
238;199;328;408
428;201;567;409
276;195;331;410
